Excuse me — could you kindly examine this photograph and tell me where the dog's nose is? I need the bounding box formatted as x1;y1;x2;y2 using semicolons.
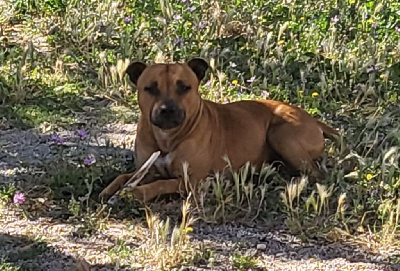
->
159;101;178;116
151;99;185;129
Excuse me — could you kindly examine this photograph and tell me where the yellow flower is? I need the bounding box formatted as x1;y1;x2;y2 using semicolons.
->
232;79;238;85
366;173;373;180
4;169;16;176
186;22;192;27
300;17;305;21
367;18;374;23
298;90;304;95
277;40;285;45
349;0;356;4
312;92;319;97
185;227;193;233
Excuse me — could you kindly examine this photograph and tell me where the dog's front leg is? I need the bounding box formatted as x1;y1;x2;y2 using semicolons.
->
132;178;182;203
99;173;135;199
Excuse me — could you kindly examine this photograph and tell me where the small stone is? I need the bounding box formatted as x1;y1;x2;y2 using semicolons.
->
257;243;267;250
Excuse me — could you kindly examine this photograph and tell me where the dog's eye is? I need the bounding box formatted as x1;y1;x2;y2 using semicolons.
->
176;80;191;95
144;82;160;96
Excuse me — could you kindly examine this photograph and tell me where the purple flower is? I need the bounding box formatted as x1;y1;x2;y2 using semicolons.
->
173;14;182;20
247;76;256;83
188;6;196;12
199;21;206;29
261;90;269;98
396;26;400;32
13;192;26;204
174;37;184;46
77;129;87;139
124;16;132;24
181;0;187;2
371;22;377;28
84;155;96;165
331;15;339;23
50;134;63;144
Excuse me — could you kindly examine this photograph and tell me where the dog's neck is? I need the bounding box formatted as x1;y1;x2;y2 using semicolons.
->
152;99;204;153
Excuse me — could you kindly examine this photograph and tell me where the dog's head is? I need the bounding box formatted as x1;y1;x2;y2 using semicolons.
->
125;58;209;130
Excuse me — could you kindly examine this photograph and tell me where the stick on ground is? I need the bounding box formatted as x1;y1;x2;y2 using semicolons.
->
107;151;161;204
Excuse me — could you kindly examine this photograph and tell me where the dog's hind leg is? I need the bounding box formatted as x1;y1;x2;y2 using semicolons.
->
267;125;326;180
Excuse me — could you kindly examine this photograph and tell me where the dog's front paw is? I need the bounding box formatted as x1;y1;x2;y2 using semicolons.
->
99;187;113;199
99;173;133;200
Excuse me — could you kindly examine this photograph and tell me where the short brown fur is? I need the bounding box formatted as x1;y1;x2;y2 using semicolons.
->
100;58;340;202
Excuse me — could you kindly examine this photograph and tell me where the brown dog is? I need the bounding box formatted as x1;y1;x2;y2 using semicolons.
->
100;58;340;203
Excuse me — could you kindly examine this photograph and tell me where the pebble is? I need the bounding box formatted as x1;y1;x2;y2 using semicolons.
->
256;243;267;250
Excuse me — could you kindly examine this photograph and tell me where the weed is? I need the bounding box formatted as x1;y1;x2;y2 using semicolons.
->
0;261;21;271
232;253;258;271
195;159;278;224
107;196;198;269
0;184;17;203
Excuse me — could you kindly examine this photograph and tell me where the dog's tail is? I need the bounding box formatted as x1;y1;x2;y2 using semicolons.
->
317;120;339;143
317;120;350;157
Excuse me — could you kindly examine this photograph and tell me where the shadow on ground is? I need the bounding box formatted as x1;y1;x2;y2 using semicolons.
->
0;233;134;271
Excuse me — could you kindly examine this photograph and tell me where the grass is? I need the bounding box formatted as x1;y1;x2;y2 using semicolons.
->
232;253;259;270
0;262;21;271
1;0;400;269
105;197;198;269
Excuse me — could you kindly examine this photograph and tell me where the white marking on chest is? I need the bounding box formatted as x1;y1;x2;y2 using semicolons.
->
156;130;174;152
154;152;175;177
158;130;169;140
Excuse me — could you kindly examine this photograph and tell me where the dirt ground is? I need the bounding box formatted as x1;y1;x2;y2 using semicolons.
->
1;125;399;271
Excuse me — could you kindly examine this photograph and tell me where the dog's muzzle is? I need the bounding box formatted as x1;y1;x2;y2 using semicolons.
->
151;100;186;130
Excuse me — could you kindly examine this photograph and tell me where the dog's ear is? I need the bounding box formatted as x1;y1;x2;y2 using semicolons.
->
187;58;209;82
125;62;147;85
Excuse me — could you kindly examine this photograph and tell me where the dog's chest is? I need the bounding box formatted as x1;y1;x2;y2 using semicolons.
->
154;152;174;178
155;132;176;153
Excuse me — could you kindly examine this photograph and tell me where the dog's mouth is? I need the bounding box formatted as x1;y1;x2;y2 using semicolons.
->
151;119;184;130
150;110;186;130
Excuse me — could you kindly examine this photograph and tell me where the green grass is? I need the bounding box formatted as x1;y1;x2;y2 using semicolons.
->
0;262;21;271
1;0;400;269
232;253;258;271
